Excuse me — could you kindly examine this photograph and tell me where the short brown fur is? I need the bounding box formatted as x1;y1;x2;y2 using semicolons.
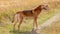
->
12;5;48;31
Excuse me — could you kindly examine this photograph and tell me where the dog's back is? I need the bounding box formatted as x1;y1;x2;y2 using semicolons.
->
17;10;33;17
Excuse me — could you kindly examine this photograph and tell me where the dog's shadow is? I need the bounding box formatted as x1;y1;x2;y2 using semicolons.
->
10;29;38;34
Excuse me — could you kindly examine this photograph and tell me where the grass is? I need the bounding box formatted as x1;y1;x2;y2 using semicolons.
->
39;18;60;34
0;0;60;34
0;9;60;34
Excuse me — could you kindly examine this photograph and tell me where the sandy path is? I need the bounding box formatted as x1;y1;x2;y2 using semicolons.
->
35;12;60;34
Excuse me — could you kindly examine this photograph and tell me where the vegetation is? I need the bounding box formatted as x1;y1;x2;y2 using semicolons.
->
0;0;60;34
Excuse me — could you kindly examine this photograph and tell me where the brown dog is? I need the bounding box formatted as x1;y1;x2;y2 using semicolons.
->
12;4;48;31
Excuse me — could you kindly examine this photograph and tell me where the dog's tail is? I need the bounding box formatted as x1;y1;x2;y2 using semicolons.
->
12;13;19;23
12;14;15;23
12;11;22;23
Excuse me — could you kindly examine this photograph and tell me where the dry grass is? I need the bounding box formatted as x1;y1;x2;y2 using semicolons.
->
0;0;60;34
